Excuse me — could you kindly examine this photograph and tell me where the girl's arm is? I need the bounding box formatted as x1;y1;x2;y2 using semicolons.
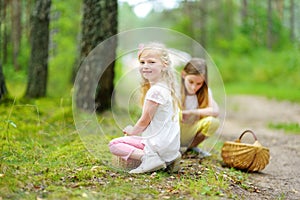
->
123;100;159;135
182;91;219;118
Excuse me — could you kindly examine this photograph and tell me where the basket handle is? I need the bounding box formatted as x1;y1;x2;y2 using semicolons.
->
236;129;258;142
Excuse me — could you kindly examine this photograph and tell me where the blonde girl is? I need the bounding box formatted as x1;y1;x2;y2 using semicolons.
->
109;42;181;173
180;58;220;157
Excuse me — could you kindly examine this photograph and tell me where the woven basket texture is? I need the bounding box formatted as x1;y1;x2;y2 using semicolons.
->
221;130;270;172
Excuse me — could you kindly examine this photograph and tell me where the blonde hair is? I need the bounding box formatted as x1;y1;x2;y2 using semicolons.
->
181;58;209;109
138;42;180;111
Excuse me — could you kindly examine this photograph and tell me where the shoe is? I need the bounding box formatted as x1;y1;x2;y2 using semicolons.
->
187;147;211;158
180;147;188;155
166;153;181;173
129;152;166;174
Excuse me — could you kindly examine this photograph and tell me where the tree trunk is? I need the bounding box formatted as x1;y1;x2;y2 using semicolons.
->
290;0;295;41
241;0;248;24
25;0;33;38
0;61;7;100
267;0;273;49
25;0;51;98
1;0;8;64
11;0;22;71
274;0;284;20
223;0;234;40
199;0;207;48
74;0;118;113
0;0;2;62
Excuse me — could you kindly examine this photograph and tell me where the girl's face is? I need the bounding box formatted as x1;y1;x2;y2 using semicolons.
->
139;50;165;83
183;74;205;95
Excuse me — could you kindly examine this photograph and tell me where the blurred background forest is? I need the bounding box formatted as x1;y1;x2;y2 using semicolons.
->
1;0;300;104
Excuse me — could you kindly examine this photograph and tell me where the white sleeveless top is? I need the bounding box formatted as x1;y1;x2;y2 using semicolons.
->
141;82;180;162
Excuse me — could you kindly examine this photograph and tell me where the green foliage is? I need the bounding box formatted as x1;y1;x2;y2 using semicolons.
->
2;1;81;98
225;82;300;102
213;47;300;102
18;34;31;70
216;33;254;54
268;122;300;134
48;0;82;97
113;59;123;85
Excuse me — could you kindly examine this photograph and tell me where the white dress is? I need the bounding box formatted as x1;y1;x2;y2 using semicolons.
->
141;82;180;162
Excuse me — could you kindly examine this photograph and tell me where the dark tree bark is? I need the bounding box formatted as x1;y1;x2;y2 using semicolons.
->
0;1;5;100
75;0;118;113
25;0;51;98
1;0;8;64
0;0;2;62
11;0;22;71
0;61;7;100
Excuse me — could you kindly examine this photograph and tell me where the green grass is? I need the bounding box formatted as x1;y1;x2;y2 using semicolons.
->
268;122;300;134
0;96;254;199
225;82;300;103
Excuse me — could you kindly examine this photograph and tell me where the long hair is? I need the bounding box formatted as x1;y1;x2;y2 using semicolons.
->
138;42;180;111
181;58;209;109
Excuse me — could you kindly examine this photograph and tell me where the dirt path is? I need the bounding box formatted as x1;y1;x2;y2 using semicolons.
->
219;95;300;199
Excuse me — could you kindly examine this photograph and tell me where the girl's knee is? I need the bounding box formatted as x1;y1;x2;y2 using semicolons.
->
200;116;220;136
109;140;115;146
109;142;116;153
109;138;122;153
109;142;123;155
109;137;123;146
203;116;219;127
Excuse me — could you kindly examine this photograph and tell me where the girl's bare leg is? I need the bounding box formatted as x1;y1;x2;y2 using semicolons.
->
188;132;206;148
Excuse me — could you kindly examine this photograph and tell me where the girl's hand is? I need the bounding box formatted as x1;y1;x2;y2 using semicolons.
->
181;110;191;123
181;110;199;123
123;125;134;135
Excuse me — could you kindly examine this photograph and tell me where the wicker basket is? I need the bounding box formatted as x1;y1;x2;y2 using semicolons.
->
111;156;141;170
221;130;270;172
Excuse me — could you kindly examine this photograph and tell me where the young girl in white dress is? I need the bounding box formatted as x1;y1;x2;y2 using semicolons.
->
109;42;181;173
180;58;220;157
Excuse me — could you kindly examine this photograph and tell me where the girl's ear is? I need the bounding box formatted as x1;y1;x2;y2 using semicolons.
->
181;71;186;78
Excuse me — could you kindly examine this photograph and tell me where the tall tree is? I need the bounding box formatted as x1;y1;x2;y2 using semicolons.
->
0;0;7;101
11;0;22;71
0;0;2;62
267;0;273;49
25;0;51;98
1;0;8;64
0;61;7;100
290;0;295;41
241;0;248;20
199;0;208;48
274;0;284;20
241;0;248;28
75;0;118;113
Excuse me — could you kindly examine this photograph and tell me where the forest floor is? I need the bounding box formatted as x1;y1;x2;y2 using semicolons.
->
219;95;300;200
